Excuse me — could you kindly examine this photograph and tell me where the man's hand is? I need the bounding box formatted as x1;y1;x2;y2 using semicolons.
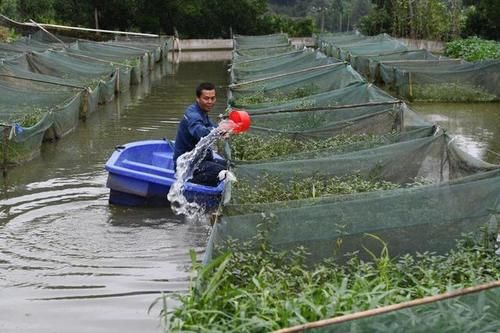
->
217;120;236;139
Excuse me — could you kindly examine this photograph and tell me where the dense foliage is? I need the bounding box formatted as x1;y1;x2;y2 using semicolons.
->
357;0;499;40
159;219;500;332
270;0;499;41
1;0;497;39
445;37;500;61
0;0;313;37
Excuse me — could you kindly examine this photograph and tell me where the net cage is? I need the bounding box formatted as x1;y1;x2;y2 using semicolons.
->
233;33;290;50
378;60;500;102
352;49;442;81
205;34;500;269
231;81;400;114
316;32;500;102
229;62;367;108
0;19;173;167
230;50;336;83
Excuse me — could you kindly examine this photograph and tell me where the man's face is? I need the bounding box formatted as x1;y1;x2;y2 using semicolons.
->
196;89;216;112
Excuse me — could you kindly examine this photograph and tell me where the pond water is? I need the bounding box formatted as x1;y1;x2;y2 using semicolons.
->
0;56;229;333
411;102;500;164
0;51;498;333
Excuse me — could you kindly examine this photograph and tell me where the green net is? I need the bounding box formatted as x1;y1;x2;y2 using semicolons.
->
316;32;500;102
229;63;366;107
378;60;500;102
0;28;173;166
231;50;337;83
234;33;289;50
204;34;500;268
231;82;399;113
352;49;441;80
233;44;297;58
317;33;408;62
226;103;434;165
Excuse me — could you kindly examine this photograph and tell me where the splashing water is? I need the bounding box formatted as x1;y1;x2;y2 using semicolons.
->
167;120;236;220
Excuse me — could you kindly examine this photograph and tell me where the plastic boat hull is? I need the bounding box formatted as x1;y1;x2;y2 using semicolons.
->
105;140;224;207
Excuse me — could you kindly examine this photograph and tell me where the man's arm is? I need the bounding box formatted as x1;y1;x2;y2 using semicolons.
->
187;114;214;141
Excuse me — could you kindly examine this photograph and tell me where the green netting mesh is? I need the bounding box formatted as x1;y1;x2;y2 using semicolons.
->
234;45;296;58
224;103;438;169
0;29;173;166
231;50;336;83
352;49;441;80
204;34;500;269
379;60;500;102
233;33;289;50
316;32;500;102
301;284;500;332
232;82;399;113
317;33;408;61
230;63;365;107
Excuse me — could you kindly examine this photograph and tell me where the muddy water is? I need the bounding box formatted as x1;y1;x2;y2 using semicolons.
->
0;57;230;333
411;102;500;164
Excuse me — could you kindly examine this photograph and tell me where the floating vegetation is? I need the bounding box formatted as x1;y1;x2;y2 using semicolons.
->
159;217;500;332
409;83;498;102
234;174;400;204
230;133;379;161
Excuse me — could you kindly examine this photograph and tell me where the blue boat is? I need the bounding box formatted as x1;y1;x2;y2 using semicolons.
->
105;139;225;207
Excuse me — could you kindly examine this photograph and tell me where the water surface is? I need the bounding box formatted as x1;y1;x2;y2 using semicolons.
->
412;102;500;163
0;57;229;333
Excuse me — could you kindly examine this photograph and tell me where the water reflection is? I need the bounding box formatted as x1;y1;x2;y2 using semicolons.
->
412;102;500;163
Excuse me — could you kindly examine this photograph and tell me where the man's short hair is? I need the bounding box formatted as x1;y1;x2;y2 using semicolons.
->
196;82;216;97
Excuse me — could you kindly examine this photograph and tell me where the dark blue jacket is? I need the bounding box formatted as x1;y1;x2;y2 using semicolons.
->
173;103;217;167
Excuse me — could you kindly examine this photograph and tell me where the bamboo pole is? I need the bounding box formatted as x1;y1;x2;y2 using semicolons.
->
29;22;159;38
247;101;401;116
274;280;500;333
29;19;67;48
0;74;86;89
0;14;158;37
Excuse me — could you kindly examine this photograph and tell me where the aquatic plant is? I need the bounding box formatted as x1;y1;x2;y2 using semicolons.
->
409;83;498;102
234;83;319;106
233;174;400;204
230;133;379;161
159;217;500;332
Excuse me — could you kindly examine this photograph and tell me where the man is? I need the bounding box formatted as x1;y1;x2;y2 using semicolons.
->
173;82;226;187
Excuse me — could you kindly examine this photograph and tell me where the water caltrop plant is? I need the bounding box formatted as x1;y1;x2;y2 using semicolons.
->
410;83;498;102
233;174;400;204
230;133;379;161
159;217;500;332
233;84;319;106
